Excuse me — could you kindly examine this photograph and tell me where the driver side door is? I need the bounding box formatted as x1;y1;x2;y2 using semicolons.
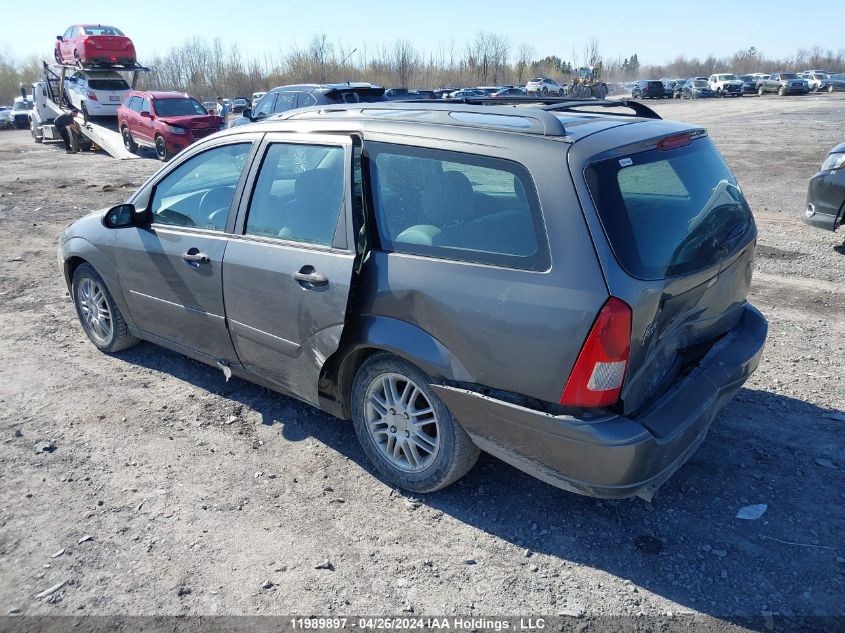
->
114;139;259;362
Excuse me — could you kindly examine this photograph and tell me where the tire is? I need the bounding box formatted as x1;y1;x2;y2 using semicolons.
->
54;49;62;64
828;85;834;93
122;127;137;153
558;89;565;96
155;135;170;162
758;86;765;96
351;353;480;493
778;86;785;96
541;87;548;94
71;263;139;353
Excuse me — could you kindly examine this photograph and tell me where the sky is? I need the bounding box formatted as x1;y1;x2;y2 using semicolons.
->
2;0;843;67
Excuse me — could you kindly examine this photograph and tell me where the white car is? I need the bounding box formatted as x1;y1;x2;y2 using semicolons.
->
708;73;744;97
526;77;567;95
65;70;131;117
801;72;831;92
251;91;266;107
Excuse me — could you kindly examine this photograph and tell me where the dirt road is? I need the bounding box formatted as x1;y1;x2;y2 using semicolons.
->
1;94;843;626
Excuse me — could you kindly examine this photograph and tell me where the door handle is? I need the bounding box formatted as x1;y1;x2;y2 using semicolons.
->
182;250;210;265
292;267;328;287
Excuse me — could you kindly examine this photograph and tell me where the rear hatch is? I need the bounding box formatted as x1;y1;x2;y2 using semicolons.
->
581;130;756;416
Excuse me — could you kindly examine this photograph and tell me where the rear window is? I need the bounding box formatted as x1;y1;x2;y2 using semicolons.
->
88;79;129;91
585;136;754;280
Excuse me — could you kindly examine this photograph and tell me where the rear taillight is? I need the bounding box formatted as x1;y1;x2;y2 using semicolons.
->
87;91;98;101
560;297;632;408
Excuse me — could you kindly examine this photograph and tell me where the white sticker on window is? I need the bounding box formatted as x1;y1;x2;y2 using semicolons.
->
619;158;633;167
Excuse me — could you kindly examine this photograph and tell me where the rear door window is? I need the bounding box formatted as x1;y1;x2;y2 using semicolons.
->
367;143;549;270
585;136;754;280
244;143;344;245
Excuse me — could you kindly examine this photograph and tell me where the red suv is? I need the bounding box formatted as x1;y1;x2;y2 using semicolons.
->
55;25;137;67
118;91;225;161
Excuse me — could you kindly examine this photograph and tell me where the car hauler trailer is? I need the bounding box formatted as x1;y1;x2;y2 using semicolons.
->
30;61;150;159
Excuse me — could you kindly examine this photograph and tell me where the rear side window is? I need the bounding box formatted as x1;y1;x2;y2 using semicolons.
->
585;136;754;280
366;143;549;270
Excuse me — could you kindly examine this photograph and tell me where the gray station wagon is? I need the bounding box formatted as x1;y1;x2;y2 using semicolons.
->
59;99;767;499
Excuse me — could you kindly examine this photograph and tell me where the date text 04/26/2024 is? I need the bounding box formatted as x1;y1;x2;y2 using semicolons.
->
290;617;547;630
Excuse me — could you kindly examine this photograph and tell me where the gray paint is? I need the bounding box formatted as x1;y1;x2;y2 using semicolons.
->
59;101;768;497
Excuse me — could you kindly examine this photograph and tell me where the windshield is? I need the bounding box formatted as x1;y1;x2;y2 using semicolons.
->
739;75;753;81
720;75;738;80
153;98;207;117
88;79;129;91
780;73;798;79
13;101;30;111
585;136;754;280
83;26;124;36
693;80;709;88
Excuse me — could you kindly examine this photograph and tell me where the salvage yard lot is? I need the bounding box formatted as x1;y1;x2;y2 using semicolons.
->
0;95;843;624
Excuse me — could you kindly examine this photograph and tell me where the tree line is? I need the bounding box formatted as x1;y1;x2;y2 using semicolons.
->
2;38;844;104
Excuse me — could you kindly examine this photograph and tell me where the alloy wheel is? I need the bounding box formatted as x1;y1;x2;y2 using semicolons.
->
364;373;440;473
77;278;112;345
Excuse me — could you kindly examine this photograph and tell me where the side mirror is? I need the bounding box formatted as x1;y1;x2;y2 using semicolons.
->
140;111;152;119
242;108;252;119
103;204;150;228
57;36;64;41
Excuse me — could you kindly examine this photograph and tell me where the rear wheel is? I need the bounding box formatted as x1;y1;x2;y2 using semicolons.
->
122;127;137;153
74;50;83;68
541;86;548;94
72;263;139;353
155;135;170;162
829;85;835;93
777;86;785;96
351;353;480;493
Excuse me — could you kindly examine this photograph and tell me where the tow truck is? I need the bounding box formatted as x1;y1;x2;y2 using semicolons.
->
29;61;150;159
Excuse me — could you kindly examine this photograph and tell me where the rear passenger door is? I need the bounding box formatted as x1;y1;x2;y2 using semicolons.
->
222;133;356;406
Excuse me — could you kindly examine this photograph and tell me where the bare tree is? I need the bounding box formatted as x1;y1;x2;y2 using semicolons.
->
515;43;536;84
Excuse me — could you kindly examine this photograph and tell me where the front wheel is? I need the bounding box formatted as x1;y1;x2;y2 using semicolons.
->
72;263;139;353
758;86;765;96
155;135;170;162
778;86;785;96
351;353;480;493
829;85;835;93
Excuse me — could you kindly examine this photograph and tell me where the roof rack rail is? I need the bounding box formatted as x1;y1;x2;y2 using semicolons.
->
400;96;661;120
292;101;569;136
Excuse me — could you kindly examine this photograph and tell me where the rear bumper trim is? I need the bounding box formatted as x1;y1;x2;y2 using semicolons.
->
432;303;767;499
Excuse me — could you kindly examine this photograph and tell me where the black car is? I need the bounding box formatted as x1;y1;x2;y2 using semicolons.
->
737;75;759;95
804;142;845;233
385;88;413;100
232;83;387;127
681;79;716;99
632;80;666;99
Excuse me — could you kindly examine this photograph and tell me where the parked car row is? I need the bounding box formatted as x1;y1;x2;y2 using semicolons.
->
631;70;844;100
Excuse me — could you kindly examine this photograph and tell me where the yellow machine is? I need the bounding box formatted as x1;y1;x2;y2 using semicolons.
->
571;64;608;99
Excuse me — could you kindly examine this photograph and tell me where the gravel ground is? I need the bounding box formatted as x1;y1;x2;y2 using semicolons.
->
0;94;843;629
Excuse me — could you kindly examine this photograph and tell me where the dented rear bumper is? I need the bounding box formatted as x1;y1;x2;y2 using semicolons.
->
432;303;767;499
